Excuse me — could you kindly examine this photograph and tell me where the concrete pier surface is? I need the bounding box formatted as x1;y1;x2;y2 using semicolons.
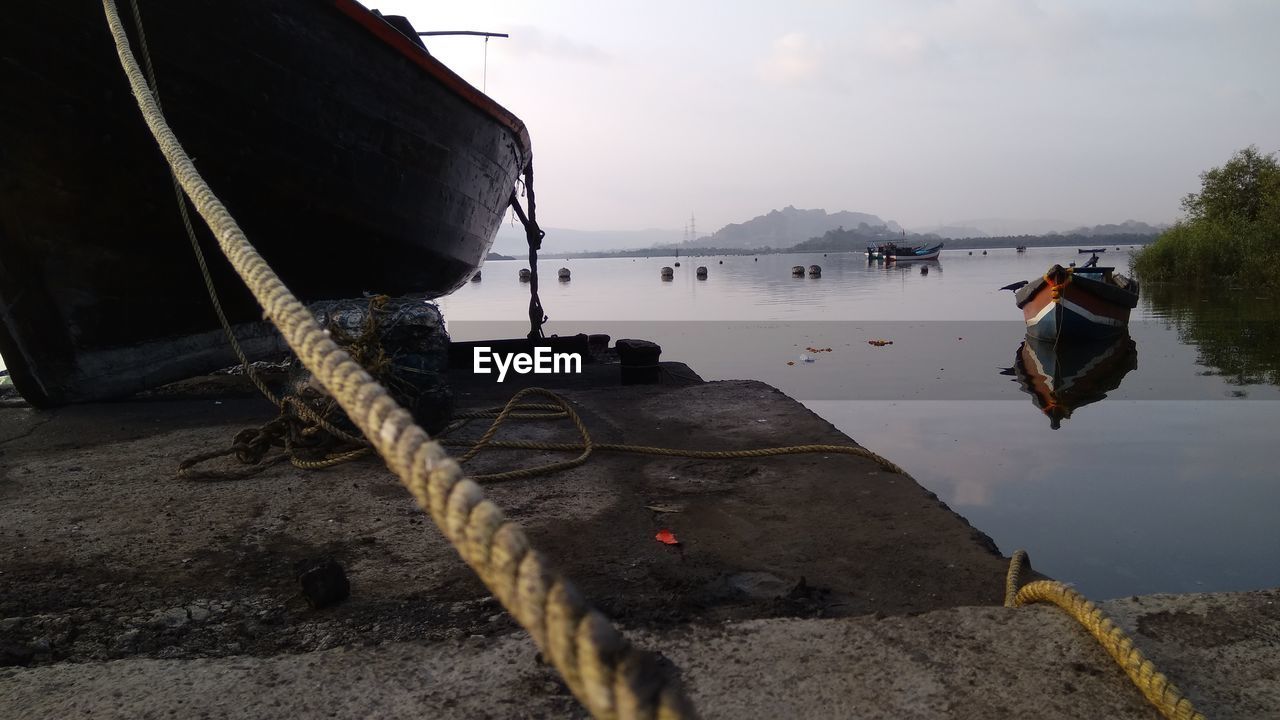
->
2;365;1276;717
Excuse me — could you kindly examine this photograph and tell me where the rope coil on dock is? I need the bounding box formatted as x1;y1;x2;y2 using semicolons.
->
102;2;693;716
435;386;906;482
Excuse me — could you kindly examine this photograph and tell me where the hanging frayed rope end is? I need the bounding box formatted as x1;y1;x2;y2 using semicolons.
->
509;165;547;339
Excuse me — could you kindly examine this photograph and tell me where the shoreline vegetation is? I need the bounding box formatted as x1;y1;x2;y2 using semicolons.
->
1134;146;1280;289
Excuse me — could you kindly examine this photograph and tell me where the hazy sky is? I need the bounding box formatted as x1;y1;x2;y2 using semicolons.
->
380;0;1279;233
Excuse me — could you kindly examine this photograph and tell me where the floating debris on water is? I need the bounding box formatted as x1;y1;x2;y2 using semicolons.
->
868;339;894;347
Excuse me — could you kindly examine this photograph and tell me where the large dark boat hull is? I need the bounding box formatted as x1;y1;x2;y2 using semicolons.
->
0;0;531;406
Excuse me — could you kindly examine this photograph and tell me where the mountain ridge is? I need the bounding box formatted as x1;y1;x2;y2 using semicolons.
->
492;209;1168;254
685;206;902;249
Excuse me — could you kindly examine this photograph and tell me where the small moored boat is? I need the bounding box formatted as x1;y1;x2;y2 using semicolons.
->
1008;256;1139;341
886;243;943;262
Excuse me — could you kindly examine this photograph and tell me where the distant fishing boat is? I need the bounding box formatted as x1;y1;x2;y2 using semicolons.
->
865;242;900;259
0;1;532;406
1011;334;1138;429
886;243;943;262
1006;256;1139;341
1016;245;1027;253
1077;247;1107;254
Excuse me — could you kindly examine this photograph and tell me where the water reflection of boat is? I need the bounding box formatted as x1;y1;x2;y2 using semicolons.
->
0;2;532;406
1011;334;1138;429
1009;256;1139;341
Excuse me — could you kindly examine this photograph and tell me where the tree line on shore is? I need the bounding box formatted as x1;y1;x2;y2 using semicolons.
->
1134;146;1280;288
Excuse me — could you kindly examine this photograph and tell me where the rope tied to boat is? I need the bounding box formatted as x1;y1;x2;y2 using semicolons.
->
510;166;548;339
1004;550;1206;720
178;294;461;479
103;2;694;716
127;0;368;462
1044;265;1073;299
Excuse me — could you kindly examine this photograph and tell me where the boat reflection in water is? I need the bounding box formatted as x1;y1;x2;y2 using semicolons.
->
1007;334;1138;429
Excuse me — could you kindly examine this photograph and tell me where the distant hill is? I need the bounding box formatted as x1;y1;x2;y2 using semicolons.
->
1057;220;1167;237
490;214;1167;257
688;206;902;250
789;225;914;253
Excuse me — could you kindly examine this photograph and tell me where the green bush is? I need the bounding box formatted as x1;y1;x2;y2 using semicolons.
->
1133;146;1280;288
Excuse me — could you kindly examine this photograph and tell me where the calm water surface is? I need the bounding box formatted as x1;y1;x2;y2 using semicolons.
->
441;247;1280;599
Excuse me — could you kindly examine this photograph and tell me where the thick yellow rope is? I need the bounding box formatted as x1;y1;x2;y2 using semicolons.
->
102;2;694;717
1004;550;1206;720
